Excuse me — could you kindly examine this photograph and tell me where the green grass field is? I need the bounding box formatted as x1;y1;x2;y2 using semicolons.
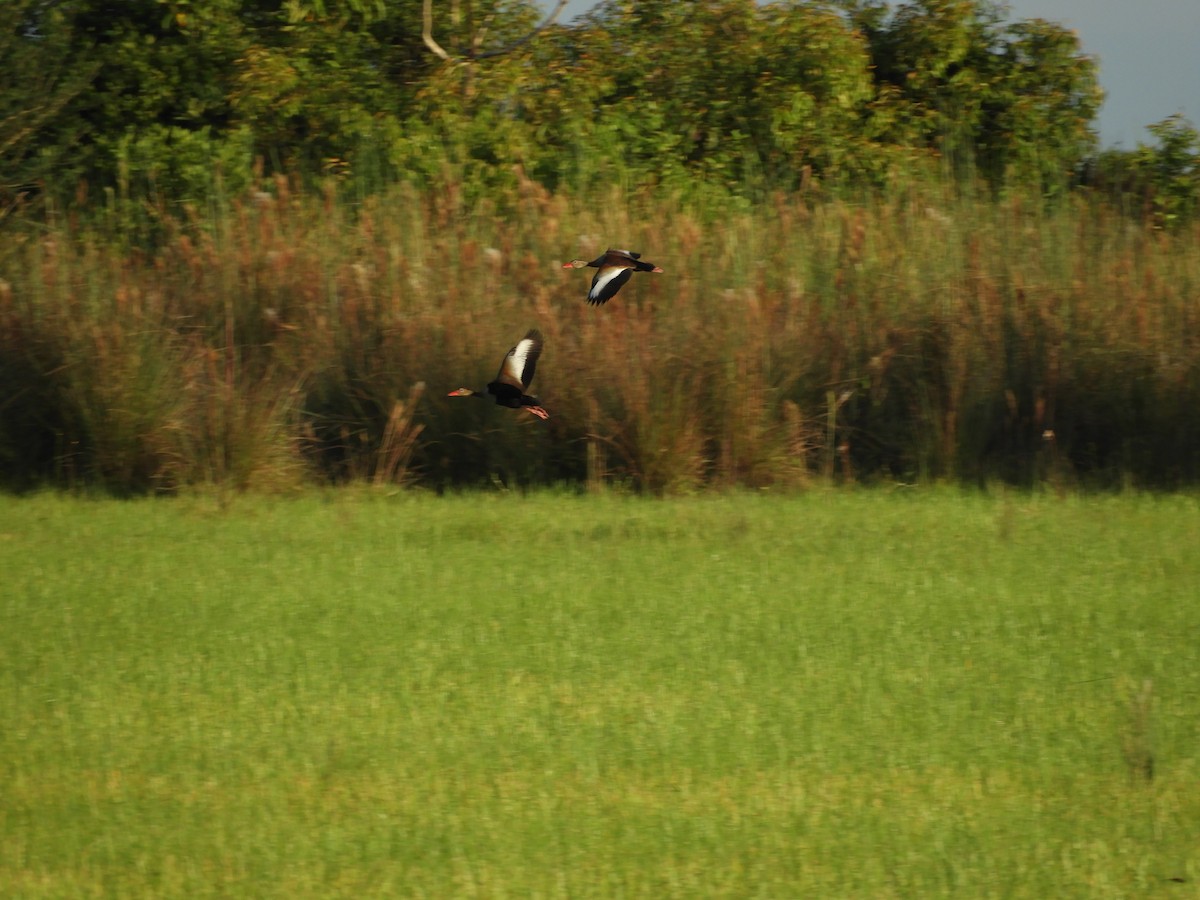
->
2;489;1198;897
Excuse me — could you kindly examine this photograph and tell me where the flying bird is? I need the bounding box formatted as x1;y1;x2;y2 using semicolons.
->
562;248;664;306
448;329;549;420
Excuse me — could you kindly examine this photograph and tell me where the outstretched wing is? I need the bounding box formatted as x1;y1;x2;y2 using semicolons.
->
495;329;544;390
588;267;633;305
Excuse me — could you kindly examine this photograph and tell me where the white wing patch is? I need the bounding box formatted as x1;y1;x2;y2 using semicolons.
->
500;332;542;388
589;267;631;302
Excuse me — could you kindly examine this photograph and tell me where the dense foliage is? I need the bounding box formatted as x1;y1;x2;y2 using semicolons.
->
1;0;1119;203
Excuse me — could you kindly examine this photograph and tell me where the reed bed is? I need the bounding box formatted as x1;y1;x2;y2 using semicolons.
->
2;177;1198;493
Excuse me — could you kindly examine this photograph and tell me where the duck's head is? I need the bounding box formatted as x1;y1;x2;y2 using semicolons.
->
562;259;588;269
447;388;477;397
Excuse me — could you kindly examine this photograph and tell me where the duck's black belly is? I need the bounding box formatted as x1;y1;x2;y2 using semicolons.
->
487;382;523;408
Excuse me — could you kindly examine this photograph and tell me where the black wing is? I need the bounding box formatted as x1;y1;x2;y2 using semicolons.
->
588;267;633;305
495;329;544;390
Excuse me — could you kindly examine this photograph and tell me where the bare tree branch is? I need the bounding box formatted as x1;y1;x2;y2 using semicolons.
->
422;0;453;62
422;0;569;64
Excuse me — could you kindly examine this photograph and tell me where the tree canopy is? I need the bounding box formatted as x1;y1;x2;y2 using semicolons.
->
2;0;1185;213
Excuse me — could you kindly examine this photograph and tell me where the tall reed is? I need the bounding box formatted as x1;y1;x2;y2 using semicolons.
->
2;174;1198;493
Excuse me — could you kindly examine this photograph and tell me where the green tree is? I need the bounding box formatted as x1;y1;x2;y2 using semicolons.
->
1082;118;1200;227
41;0;255;200
1133;116;1200;228
229;0;419;186
2;0;1109;209
986;17;1102;192
0;2;97;208
853;0;1101;191
547;0;884;193
754;2;884;184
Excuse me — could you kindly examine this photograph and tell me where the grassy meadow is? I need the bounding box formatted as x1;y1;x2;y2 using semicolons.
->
2;489;1198;896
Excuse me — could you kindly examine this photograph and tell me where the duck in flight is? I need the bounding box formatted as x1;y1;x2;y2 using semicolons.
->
562;249;663;306
448;329;549;420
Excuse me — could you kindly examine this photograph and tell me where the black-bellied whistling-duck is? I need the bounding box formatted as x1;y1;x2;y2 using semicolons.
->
448;329;549;419
562;249;664;306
